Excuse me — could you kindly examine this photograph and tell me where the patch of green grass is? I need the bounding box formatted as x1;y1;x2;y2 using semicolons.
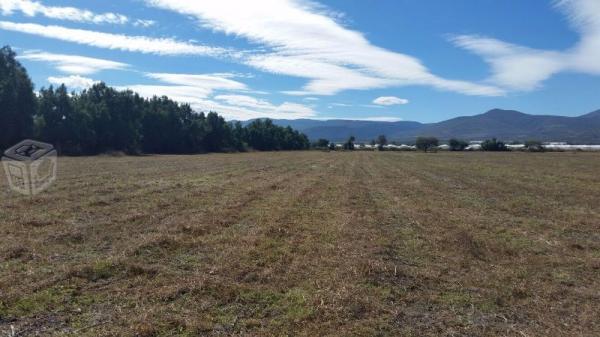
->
0;285;96;317
438;289;472;307
73;260;120;282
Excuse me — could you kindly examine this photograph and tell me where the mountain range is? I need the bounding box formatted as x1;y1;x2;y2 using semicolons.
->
260;109;600;144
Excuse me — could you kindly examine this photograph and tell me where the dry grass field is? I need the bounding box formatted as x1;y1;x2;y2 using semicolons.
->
1;151;599;336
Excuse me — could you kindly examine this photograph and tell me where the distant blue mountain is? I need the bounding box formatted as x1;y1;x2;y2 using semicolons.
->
246;109;600;144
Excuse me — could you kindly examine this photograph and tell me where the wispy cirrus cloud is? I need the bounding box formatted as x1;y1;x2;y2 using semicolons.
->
145;73;249;91
373;96;409;106
121;73;315;120
0;21;228;56
143;0;504;97
19;51;129;75
122;86;316;120
0;0;144;25
215;94;315;118
451;0;600;91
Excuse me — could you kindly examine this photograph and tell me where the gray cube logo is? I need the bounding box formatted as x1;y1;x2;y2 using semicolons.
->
2;139;57;196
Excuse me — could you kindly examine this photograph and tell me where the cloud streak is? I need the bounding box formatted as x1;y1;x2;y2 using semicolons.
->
19;51;129;75
0;0;133;25
144;0;504;97
121;73;316;120
451;0;600;91
0;21;228;56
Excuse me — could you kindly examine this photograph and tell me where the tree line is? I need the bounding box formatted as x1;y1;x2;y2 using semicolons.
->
0;46;309;155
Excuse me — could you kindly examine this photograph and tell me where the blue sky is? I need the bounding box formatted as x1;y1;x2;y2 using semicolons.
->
1;0;599;122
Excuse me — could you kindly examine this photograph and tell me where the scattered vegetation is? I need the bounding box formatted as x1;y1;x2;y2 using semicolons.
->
3;151;598;336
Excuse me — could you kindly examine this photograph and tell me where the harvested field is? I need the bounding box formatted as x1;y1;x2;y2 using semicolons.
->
1;151;599;336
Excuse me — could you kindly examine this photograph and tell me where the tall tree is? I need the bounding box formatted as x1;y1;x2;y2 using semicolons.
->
0;46;36;150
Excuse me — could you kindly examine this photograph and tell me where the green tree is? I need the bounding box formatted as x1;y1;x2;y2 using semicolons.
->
377;134;388;151
415;137;439;152
448;138;468;151
0;46;36;150
481;138;508;151
1;46;311;155
343;136;355;150
244;119;309;151
314;138;330;149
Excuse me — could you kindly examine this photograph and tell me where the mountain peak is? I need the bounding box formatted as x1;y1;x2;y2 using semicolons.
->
483;108;526;117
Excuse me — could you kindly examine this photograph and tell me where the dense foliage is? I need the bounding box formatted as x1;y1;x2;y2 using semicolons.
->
343;136;356;150
0;46;309;155
376;134;388;151
415;136;439;152
0;46;36;150
313;138;331;149
481;138;508;151
448;138;468;151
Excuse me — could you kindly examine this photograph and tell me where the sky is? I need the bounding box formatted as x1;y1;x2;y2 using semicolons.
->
1;0;599;122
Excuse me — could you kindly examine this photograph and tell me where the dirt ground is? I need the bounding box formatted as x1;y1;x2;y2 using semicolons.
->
1;151;599;336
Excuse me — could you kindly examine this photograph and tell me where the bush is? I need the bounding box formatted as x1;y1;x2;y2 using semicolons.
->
448;138;468;151
524;140;544;152
415;137;439;152
343;136;355;150
481;138;508;151
313;138;330;149
377;135;387;151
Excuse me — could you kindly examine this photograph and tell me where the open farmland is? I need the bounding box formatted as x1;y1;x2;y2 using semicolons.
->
1;152;599;336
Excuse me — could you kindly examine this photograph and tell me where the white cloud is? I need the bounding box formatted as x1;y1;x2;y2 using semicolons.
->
120;85;316;120
0;0;130;25
214;94;316;118
373;96;409;106
0;21;227;56
119;85;213;101
451;0;600;91
19;51;129;75
133;19;156;28
120;73;316;120
145;73;248;91
47;75;98;89
144;0;504;96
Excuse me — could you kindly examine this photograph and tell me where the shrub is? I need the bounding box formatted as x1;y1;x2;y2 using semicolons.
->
415;137;439;152
313;138;330;149
448;138;468;151
343;136;355;150
377;135;388;151
481;138;508;151
524;140;544;152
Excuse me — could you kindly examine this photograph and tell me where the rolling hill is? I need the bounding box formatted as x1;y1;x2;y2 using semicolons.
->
263;109;600;144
